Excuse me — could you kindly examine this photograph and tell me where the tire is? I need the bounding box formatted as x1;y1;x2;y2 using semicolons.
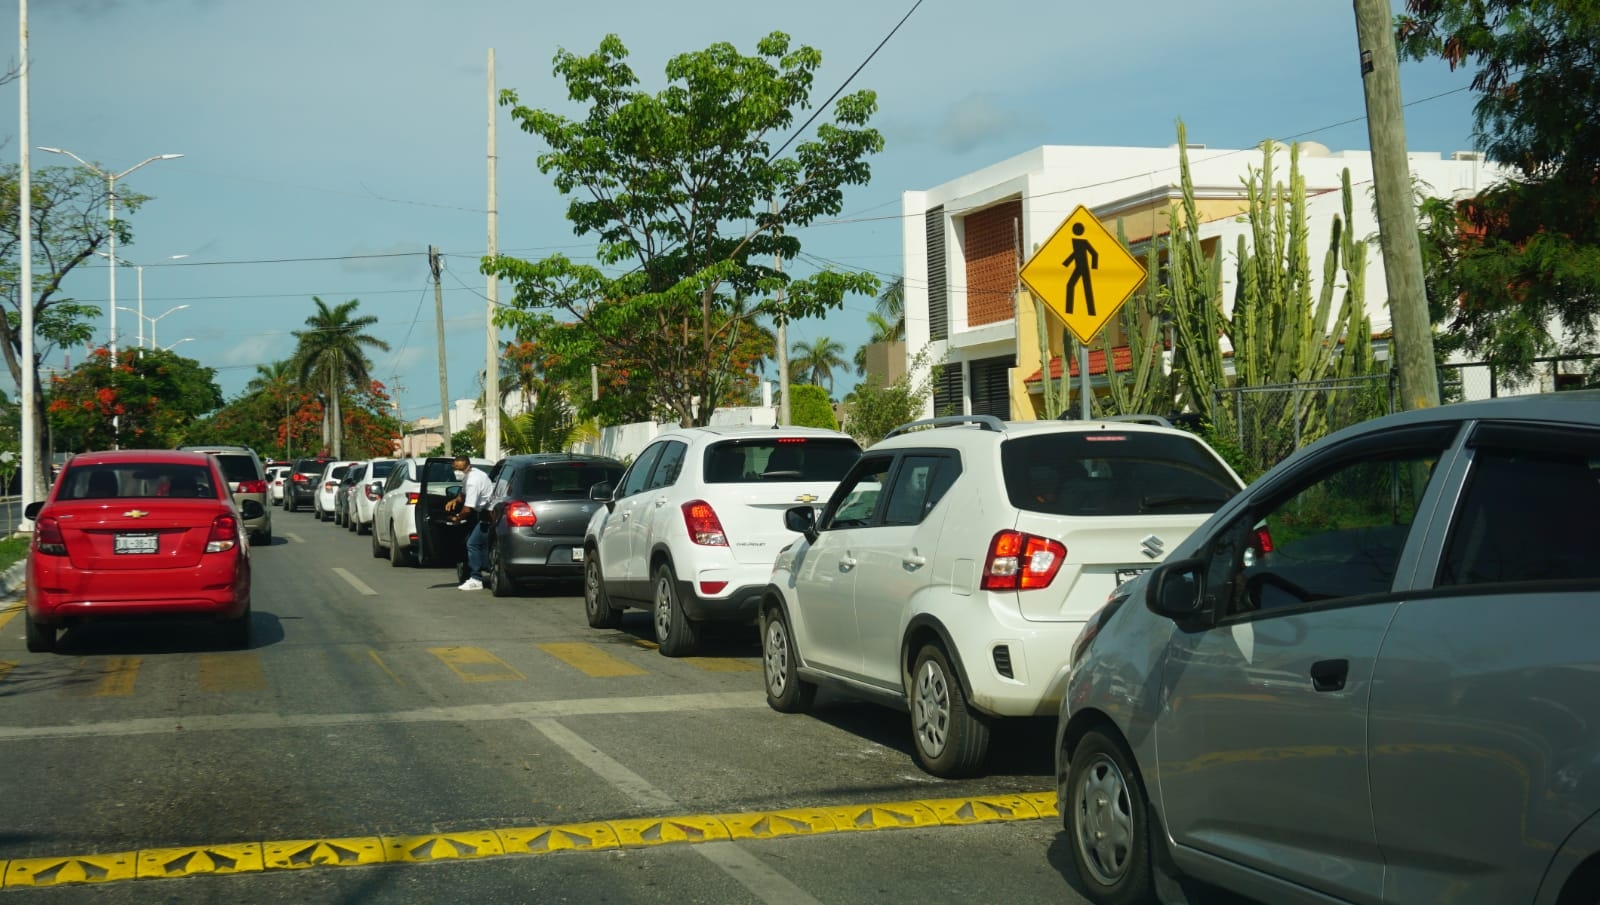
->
389;525;411;567
356;516;370;536
584;554;622;629
371;524;386;558
24;610;56;653
284;494;295;513
1066;730;1156;905
762;604;816;713
252;527;272;546
909;644;990;777
222;605;252;650
489;546;516;598
652;562;699;657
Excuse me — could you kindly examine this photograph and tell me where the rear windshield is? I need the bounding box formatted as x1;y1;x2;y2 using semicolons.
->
369;461;397;479
1001;432;1239;516
702;438;861;484
212;454;260;482
516;463;624;498
58;464;219;501
295;459;330;476
329;465;350;480
421;461;490;483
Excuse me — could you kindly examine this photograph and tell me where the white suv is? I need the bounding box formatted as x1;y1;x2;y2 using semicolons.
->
583;426;862;657
761;414;1244;777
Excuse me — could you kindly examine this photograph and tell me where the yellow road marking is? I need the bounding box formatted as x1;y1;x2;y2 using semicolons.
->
91;657;141;697
0;603;20;634
427;646;524;683
364;649;404;686
0;661;14;685
537;642;646;678
0;793;1059;889
682;657;760;673
197;653;266;693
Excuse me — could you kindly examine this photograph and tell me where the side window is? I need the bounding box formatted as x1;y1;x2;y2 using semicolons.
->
882;455;958;526
1209;449;1444;617
1438;445;1600;586
822;456;895;530
617;444;665;499
649;441;687;490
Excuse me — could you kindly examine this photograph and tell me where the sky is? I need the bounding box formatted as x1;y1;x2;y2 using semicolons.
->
1;0;1482;424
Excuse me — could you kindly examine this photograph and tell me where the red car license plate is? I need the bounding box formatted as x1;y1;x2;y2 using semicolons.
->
115;533;159;555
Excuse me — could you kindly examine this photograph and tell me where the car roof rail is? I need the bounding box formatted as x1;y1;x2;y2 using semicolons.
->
1058;412;1173;428
885;414;1006;439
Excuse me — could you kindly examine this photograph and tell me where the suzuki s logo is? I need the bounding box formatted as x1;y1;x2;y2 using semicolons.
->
1140;534;1165;560
125;510;150;519
794;494;818;503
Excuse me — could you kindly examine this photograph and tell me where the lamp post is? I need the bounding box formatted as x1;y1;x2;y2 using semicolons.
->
161;337;194;353
101;252;187;353
36;148;183;359
115;303;190;351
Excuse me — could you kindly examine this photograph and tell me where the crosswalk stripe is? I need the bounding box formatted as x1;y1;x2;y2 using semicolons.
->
681;657;760;674
428;646;524;683
537;643;647;678
0;661;13;685
197;653;267;693
92;656;141;697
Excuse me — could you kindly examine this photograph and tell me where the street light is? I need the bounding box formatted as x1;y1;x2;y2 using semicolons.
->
99;252;188;352
162;337;194;353
114;303;190;350
37;147;183;360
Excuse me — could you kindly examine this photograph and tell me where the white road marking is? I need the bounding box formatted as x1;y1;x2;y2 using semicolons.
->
332;567;378;596
0;692;765;742
281;532;304;543
529;717;824;905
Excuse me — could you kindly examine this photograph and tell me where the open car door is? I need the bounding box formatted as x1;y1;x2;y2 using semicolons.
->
416;457;494;569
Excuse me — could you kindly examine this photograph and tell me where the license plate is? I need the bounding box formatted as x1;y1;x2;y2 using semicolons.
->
571;547;584;562
1115;568;1149;586
115;533;159;555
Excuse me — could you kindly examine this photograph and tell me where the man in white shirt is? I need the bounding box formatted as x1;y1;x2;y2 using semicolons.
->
451;454;495;591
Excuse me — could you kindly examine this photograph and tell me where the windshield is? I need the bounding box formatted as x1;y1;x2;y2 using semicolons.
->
1002;431;1240;516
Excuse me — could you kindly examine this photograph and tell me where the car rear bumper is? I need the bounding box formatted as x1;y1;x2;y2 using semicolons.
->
676;576;764;624
948;597;1085;717
27;564;249;624
499;530;586;579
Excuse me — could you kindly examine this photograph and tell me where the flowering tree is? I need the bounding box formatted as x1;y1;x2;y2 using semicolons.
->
47;346;223;451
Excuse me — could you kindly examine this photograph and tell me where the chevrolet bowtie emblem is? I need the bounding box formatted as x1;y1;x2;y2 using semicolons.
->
125;510;150;519
794;494;818;504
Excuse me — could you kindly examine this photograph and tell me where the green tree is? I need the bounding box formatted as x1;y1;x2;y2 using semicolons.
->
786;384;838;430
842;347;941;446
485;32;883;428
1;164;150;493
1397;1;1600;377
47;346;222;451
790;335;848;394
290;297;390;458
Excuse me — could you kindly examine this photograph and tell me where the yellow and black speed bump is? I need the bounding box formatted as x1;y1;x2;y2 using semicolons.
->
0;793;1059;889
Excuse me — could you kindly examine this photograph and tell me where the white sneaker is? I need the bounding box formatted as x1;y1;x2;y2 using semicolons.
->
458;578;484;591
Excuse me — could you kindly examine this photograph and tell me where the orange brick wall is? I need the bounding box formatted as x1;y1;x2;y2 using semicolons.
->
964;200;1021;327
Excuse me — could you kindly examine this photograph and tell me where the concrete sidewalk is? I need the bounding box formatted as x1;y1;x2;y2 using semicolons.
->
0;558;24;598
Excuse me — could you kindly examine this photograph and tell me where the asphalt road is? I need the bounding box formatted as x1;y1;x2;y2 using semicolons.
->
0;505;1116;904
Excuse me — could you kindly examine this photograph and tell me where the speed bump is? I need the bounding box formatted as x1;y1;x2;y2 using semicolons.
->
498;822;620;855
137;844;263;878
263;837;385;869
382;831;504;863
610;815;730;847
716;807;839;840
5;852;138;887
923;794;1044;825
1018;790;1060;817
821;800;940;831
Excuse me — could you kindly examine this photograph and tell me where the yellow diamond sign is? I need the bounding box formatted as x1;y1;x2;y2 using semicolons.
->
1019;205;1148;345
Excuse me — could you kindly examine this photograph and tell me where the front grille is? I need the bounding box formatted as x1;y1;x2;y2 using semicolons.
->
992;644;1014;679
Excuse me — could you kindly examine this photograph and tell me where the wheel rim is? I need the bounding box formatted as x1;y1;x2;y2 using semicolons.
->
585;560;602;615
1073;752;1136;887
763;617;790;697
654;576;673;641
912;658;951;757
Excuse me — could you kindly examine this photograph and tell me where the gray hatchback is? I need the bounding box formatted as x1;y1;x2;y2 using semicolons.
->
1057;391;1600;905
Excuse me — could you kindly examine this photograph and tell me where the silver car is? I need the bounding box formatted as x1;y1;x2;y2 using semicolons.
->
1057;391;1600;905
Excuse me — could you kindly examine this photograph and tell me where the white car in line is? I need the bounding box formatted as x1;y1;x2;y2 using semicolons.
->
312;460;360;522
370;455;492;567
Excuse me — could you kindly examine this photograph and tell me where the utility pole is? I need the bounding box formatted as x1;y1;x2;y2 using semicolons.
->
1354;0;1438;410
773;199;791;426
429;245;452;456
483;48;502;461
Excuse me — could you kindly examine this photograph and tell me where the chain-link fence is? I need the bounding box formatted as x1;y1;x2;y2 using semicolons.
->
1212;374;1397;481
1436;354;1600;402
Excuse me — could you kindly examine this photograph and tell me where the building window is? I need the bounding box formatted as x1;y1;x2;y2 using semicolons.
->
927;206;948;341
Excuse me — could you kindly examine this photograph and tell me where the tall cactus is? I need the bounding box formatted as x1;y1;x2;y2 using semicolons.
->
1100;221;1172;416
1167;121;1229;423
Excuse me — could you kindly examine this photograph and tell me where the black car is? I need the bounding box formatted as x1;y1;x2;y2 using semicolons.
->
484;454;626;597
283;456;332;513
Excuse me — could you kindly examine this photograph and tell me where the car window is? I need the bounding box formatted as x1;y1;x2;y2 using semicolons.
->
422;461;458;484
60;464;217;501
1002;431;1239;516
822;456;895;530
648;442;687;490
369;461;396;479
1437;441;1600;587
517;463;624;498
618;444;665;499
1208;447;1444;618
702;437;860;483
212;455;260;482
882;455;960;527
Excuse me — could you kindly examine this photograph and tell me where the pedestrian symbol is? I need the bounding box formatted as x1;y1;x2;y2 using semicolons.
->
1019;206;1148;345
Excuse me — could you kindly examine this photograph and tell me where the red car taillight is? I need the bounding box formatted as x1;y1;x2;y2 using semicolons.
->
504;501;538;528
34;516;66;556
681;500;728;546
291;473;309;484
1253;524;1275;554
980;530;1067;590
364;485;381;501
206;514;240;553
238;479;267;494
405;492;419;506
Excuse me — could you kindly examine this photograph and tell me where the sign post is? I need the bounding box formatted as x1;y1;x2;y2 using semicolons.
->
1019;205;1149;418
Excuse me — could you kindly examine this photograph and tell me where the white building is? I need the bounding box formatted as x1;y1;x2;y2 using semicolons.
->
900;142;1507;417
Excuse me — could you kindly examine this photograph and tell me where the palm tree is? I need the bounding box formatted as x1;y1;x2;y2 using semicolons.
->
790;335;848;394
875;275;906;338
290;297;390;458
853;311;903;377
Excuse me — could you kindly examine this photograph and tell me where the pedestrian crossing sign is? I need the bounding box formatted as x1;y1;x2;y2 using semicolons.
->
1019;205;1148;345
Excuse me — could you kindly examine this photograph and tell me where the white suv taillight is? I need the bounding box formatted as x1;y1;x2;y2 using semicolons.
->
681;500;728;546
980;530;1066;590
206;514;240;553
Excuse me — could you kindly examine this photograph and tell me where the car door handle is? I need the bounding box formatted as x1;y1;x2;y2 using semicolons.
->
654;498;666;507
839;557;856;572
902;554;926;570
1310;658;1349;692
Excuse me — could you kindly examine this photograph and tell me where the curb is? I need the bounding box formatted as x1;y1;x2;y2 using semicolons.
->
0;558;24;598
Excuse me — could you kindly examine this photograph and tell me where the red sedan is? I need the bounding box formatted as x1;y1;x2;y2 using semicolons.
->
24;449;254;653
